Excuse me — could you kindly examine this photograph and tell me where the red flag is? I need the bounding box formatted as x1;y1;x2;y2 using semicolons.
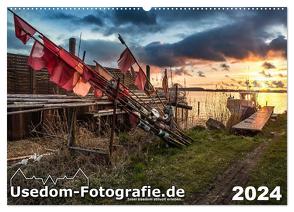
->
44;38;87;76
43;36;60;54
94;89;103;98
59;49;84;75
59;47;94;82
134;68;146;91
44;38;93;92
73;77;91;97
28;40;79;91
27;41;47;70
95;64;113;81
14;15;36;44
47;59;78;91
118;48;135;73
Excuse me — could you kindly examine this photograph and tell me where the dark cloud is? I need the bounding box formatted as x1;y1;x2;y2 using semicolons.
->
112;9;157;26
262;61;276;69
7;9;287;70
172;67;193;77
47;12;103;26
49;12;77;20
76;39;123;65
138;10;287;67
272;80;285;88
80;15;103;26
260;70;272;78
197;71;206;77
138;42;182;67
100;23;162;39
269;35;287;57
220;63;230;71
266;80;285;88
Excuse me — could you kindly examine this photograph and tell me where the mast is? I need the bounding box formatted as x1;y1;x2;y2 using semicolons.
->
170;66;173;87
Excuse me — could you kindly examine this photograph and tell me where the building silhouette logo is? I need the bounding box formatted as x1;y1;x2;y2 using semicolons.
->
10;168;89;187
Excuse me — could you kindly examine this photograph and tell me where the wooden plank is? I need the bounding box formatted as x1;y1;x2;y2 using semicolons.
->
67;108;77;147
7;102;104;115
7;155;32;162
8;107;59;115
8;98;92;103
8;104;45;109
109;78;120;160
85;109;126;117
68;146;108;155
232;106;274;131
8;94;69;98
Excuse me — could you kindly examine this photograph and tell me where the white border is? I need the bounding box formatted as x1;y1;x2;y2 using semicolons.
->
0;0;291;211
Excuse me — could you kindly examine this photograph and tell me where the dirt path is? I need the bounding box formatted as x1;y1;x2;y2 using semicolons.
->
192;141;270;205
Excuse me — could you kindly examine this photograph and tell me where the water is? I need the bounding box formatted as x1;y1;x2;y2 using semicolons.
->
184;91;287;127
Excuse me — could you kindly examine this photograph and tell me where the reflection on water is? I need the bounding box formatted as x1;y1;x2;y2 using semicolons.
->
185;91;287;126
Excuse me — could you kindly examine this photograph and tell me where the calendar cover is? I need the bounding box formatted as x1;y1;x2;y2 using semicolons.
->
6;5;287;205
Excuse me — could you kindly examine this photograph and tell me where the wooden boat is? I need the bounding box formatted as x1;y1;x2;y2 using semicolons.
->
226;91;259;129
232;106;274;132
227;91;258;117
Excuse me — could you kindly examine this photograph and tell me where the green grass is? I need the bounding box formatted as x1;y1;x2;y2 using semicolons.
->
8;114;287;205
241;114;287;205
84;128;264;204
85;114;287;205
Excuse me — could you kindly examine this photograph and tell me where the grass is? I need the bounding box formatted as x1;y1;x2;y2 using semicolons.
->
241;114;287;205
79;128;264;204
7;114;287;205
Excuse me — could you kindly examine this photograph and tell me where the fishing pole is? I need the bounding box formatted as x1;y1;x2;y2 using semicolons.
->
117;34;166;108
87;77;189;146
93;60;157;112
118;33;193;140
8;9;191;146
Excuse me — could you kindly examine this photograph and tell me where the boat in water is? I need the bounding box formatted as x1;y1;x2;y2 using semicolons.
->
226;91;259;128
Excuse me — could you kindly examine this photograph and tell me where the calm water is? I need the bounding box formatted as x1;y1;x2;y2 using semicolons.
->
184;91;287;126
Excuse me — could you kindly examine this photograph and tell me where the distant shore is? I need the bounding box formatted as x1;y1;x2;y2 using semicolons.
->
156;87;287;93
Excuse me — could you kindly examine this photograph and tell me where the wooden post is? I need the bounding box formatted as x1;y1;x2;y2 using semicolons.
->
145;65;151;91
185;109;188;129
146;65;150;81
67;108;77;147
181;108;184;122
175;84;178;124
97;117;101;137
197;101;200;117
109;78;120;160
31;68;36;94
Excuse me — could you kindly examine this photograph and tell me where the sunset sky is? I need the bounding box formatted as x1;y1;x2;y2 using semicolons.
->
7;7;287;90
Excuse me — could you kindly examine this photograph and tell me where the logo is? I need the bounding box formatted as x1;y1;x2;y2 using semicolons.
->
10;168;89;187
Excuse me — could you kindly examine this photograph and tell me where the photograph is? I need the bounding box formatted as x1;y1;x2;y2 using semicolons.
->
6;6;287;205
